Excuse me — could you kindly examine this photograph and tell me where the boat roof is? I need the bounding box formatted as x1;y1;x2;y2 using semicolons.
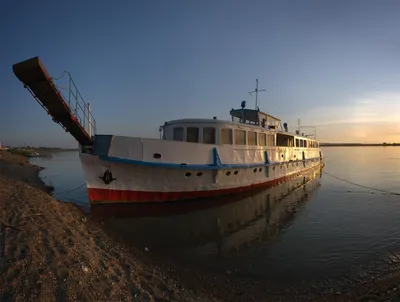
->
230;108;281;121
165;107;281;127
163;118;316;140
165;118;236;126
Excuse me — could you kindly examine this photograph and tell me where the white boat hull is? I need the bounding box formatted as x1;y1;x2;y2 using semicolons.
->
79;135;324;204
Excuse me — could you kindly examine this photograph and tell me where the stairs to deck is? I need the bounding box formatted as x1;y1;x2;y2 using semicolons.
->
12;56;95;146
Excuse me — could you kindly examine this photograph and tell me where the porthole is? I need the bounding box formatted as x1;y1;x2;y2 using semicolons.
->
273;167;276;170
185;172;191;177
197;172;203;177
234;171;238;175
259;168;262;172
253;168;257;173
153;153;162;159
226;171;231;176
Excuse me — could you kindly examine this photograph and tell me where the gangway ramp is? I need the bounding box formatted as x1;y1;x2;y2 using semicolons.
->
12;56;96;146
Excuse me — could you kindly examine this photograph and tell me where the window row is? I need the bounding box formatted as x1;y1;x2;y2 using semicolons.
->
174;127;216;144
173;126;276;146
295;138;319;148
172;126;319;148
221;128;275;146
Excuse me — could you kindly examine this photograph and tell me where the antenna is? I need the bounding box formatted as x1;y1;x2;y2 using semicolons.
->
248;78;266;110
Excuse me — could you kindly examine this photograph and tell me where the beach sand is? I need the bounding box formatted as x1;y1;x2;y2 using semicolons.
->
0;151;217;301
1;150;400;301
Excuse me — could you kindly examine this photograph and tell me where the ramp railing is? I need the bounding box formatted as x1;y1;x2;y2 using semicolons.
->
13;56;96;146
53;71;97;138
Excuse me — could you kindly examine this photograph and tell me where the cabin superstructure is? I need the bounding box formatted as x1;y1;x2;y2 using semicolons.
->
161;107;319;149
229;108;281;130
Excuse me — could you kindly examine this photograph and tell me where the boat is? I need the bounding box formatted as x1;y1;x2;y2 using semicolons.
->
12;56;324;206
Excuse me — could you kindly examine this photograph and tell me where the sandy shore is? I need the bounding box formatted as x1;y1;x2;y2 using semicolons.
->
0;151;218;301
1;150;400;301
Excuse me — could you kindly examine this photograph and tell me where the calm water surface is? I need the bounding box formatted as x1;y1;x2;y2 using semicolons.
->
30;147;400;287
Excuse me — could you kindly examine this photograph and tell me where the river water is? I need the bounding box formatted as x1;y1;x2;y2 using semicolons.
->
30;147;400;289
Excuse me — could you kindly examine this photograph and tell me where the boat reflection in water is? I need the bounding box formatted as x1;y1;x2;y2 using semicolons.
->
91;165;322;260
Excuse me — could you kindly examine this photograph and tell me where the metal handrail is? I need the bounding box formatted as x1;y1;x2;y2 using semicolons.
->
55;71;97;138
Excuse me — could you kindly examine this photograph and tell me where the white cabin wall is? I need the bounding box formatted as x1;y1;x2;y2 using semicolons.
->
107;135;321;167
108;136;143;160
109;122;322;166
143;139;214;164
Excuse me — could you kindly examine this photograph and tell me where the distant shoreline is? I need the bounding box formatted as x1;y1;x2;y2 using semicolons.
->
3;147;78;156
321;143;400;147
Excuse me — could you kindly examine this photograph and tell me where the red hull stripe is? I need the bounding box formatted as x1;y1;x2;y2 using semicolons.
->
88;168;319;203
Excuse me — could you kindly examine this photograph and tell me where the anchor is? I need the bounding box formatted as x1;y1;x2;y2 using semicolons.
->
99;170;116;184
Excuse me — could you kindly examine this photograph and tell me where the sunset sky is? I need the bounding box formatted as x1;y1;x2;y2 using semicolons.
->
1;0;400;147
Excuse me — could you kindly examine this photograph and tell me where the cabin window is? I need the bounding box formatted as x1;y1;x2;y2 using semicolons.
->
248;131;257;146
203;127;216;144
173;127;184;141
235;129;246;145
267;134;275;146
221;128;233;144
258;133;266;146
276;133;294;147
296;139;300;147
304;141;308;148
186;127;199;143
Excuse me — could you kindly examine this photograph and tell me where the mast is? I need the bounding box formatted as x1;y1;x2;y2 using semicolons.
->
249;78;266;110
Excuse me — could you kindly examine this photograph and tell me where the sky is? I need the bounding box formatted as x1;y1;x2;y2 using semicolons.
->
1;0;400;148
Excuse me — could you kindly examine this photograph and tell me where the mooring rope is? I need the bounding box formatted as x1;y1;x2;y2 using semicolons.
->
322;171;400;196
53;183;86;195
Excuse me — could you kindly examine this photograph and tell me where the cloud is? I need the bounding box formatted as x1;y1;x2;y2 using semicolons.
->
285;92;400;142
292;92;400;126
315;121;400;143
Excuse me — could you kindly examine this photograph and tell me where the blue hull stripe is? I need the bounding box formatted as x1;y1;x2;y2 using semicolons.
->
98;155;322;170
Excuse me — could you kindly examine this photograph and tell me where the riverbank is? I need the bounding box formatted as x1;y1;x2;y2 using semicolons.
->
1;150;400;301
0;151;217;301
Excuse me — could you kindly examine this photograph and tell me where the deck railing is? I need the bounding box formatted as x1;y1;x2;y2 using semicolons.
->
54;71;97;138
